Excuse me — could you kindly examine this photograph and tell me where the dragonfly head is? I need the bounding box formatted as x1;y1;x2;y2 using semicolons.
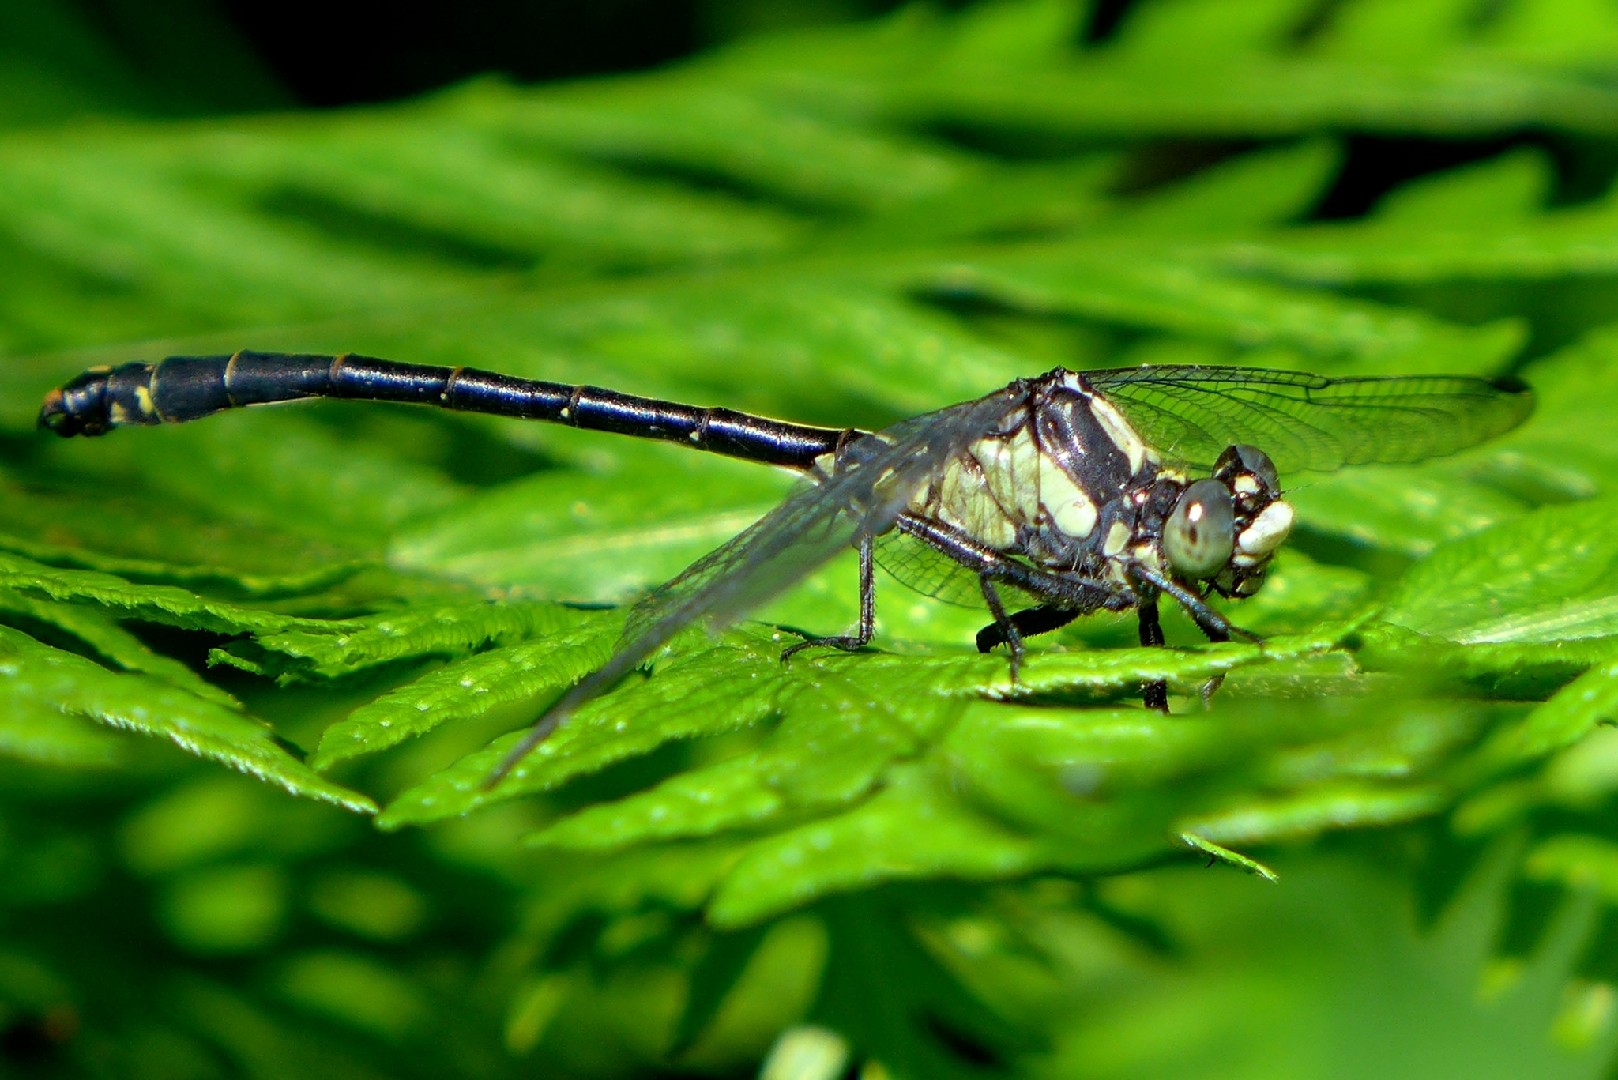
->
1162;444;1293;598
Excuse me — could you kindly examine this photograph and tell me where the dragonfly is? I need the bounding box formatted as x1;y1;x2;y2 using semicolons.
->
40;352;1533;786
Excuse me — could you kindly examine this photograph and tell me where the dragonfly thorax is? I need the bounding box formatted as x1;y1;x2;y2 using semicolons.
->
908;370;1294;608
910;373;1164;569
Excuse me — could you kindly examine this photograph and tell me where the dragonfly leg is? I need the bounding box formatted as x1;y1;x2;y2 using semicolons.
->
1128;563;1260;710
897;513;1131;612
1128;562;1249;644
974;604;1081;653
976;576;1025;683
781;535;876;662
897;511;1132;679
1137;595;1169;712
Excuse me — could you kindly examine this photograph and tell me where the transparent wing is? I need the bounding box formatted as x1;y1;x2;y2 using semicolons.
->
874;532;1048;610
620;386;1021;645
489;383;1028;780
874;532;983;608
1085;365;1534;474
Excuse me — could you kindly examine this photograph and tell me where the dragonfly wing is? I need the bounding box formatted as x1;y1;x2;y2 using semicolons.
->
620;384;1026;646
874;531;1049;610
1086;365;1534;474
487;382;1030;781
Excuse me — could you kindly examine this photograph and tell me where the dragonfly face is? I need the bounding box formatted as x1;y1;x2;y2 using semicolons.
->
1205;443;1294;598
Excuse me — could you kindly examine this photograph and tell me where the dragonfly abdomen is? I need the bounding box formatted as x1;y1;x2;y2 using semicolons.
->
38;352;851;469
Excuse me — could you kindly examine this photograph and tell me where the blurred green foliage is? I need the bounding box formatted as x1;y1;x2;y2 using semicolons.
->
4;1;1618;1077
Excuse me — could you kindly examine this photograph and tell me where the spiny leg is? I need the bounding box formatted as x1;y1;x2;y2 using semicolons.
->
896;513;1130;613
781;535;875;662
894;512;1130;684
1189;602;1231;707
1130;562;1260;707
1190;605;1231;707
976;575;1025;683
1137;594;1169;712
1129;562;1260;644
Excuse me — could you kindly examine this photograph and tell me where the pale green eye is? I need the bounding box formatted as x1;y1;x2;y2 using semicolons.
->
1164;479;1235;580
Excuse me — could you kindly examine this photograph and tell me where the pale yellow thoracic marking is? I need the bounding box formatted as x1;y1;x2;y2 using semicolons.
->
930;450;1017;548
133;384;156;420
1103;520;1132;557
926;425;1107;549
1087;394;1155;476
1036;447;1098;538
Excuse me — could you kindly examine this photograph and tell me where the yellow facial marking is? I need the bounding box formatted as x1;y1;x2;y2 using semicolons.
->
1237;500;1294;558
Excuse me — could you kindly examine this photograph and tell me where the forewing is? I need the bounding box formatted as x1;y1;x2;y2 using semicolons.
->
1086;365;1534;474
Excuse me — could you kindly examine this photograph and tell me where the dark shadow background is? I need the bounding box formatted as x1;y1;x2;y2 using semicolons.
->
18;0;929;113
13;0;1607;219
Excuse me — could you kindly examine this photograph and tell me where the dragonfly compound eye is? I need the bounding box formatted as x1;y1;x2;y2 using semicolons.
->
1225;444;1278;491
1164;478;1236;580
